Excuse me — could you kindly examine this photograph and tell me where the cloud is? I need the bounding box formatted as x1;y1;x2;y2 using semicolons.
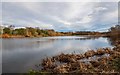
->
95;7;108;11
76;16;92;24
58;20;71;25
2;2;118;32
2;0;119;2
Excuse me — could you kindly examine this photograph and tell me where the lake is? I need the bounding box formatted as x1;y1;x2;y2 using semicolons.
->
2;36;112;73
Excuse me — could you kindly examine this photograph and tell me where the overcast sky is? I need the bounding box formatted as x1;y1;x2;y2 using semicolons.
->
1;2;118;32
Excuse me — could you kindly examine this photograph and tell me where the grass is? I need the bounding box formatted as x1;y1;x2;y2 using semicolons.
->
111;57;120;71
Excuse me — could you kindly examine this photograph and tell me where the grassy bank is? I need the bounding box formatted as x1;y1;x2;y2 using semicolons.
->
29;40;120;74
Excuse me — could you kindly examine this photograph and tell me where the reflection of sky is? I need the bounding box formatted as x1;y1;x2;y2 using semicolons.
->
2;36;112;73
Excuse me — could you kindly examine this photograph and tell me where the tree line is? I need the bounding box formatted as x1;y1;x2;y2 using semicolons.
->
107;25;120;46
0;25;64;37
108;25;120;37
0;25;120;38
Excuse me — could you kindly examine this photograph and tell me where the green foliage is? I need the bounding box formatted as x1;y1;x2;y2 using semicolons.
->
0;26;3;34
26;27;37;36
2;26;57;37
28;70;48;75
2;25;120;37
3;27;11;34
36;29;42;35
13;28;27;36
112;57;120;71
36;29;49;36
0;29;2;34
41;30;49;35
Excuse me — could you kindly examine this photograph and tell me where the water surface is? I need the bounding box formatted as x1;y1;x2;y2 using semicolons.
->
2;36;112;73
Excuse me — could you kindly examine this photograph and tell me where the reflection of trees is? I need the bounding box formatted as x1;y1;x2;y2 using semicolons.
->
107;37;120;46
75;36;100;40
48;36;100;40
107;25;120;46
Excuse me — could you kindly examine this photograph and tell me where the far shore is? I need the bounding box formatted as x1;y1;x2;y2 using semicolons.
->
0;34;108;38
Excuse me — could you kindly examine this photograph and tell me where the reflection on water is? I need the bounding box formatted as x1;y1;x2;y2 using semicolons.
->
2;36;112;73
107;36;120;46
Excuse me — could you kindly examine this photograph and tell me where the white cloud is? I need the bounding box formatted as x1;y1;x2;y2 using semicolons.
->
33;19;54;29
51;16;72;25
62;2;95;20
2;2;118;32
103;10;118;22
58;20;71;25
76;16;92;24
2;0;119;2
95;7;107;11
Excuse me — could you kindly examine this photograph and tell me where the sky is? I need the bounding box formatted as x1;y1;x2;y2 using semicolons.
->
1;1;119;32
